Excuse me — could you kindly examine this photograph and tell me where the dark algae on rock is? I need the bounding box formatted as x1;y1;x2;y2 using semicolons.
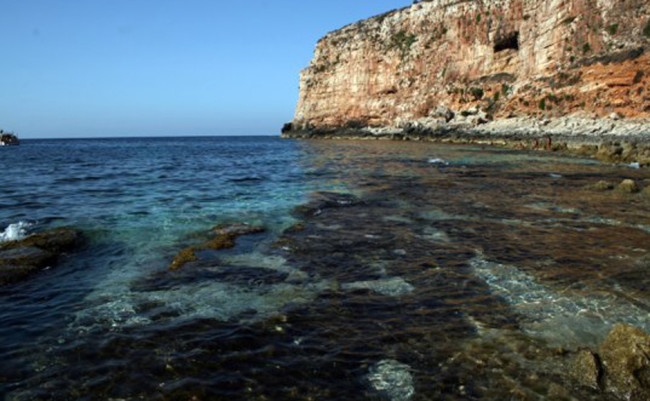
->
0;227;82;285
169;222;265;270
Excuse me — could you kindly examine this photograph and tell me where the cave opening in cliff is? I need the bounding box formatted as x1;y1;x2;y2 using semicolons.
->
494;32;519;52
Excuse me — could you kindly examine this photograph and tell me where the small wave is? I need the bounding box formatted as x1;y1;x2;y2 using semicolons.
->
428;158;448;165
0;221;32;243
228;176;265;183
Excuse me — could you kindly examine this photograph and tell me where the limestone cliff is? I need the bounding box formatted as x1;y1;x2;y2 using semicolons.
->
288;0;650;133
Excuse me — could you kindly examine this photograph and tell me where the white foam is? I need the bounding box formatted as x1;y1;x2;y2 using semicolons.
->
428;158;448;165
420;226;450;242
470;255;650;348
0;221;32;243
367;359;415;401
627;162;641;169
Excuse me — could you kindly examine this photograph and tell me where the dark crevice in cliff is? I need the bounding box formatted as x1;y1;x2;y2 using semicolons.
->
494;32;520;53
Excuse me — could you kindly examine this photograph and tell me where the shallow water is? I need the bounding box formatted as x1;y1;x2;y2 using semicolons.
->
1;137;649;400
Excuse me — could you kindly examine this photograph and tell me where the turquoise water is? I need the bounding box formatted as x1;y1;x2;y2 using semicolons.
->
1;137;649;400
0;137;320;376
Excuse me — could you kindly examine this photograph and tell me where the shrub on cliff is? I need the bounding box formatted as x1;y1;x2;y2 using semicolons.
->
389;30;417;59
470;87;484;100
644;21;650;38
606;23;619;35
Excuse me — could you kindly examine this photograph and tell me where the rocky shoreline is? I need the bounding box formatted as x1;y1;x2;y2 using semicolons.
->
282;115;650;166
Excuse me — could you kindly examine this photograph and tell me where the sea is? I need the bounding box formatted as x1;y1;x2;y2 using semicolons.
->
1;136;649;400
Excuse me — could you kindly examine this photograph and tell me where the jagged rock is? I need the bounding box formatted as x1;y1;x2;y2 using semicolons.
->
609;112;623;121
616;179;640;193
599;324;650;400
571;350;601;390
432;105;455;122
281;122;293;134
0;228;82;285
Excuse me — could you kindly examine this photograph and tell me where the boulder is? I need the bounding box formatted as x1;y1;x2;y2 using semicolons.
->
0;228;82;285
616;179;640;193
571;350;601;390
599;324;650;400
432;105;455;122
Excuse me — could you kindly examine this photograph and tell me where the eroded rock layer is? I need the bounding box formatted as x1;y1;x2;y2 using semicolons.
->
289;0;650;131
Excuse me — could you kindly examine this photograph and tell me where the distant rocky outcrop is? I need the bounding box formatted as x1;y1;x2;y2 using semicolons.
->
283;0;650;159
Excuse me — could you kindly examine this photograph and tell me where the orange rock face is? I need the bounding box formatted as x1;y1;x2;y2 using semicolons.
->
292;0;650;129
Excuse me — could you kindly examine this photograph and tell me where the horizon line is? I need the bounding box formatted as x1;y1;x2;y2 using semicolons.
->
17;133;282;140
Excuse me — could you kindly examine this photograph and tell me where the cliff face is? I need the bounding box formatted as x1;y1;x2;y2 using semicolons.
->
291;0;650;131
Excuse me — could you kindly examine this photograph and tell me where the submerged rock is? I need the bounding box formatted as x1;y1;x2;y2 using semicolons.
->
0;227;82;285
292;192;362;218
343;277;414;296
571;324;650;399
600;324;650;400
169;247;199;271
169;223;265;270
571;350;602;390
616;179;640;193
213;222;265;237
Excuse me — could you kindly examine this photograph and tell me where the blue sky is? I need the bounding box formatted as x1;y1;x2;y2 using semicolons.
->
0;0;410;138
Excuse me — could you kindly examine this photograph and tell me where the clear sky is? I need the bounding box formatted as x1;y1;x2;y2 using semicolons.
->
0;0;411;138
